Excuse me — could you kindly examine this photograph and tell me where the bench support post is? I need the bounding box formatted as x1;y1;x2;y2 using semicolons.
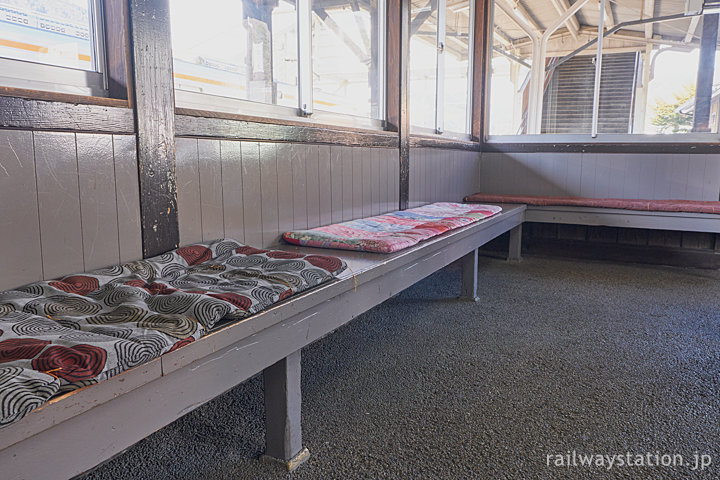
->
262;350;309;471
508;224;522;261
460;248;479;301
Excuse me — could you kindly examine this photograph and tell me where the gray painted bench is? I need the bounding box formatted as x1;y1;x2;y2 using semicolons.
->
525;205;720;233
474;202;720;260
0;204;525;480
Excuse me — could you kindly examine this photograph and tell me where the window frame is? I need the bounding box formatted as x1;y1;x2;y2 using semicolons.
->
409;0;474;140
171;0;389;131
0;0;111;98
482;0;720;146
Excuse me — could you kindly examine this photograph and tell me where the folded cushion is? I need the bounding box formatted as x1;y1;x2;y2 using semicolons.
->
283;202;503;253
0;239;346;428
464;193;720;214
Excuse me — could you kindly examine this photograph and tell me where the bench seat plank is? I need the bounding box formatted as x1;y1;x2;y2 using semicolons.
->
464;194;720;215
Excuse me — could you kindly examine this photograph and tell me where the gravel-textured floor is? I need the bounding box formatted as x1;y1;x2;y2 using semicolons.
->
84;256;720;480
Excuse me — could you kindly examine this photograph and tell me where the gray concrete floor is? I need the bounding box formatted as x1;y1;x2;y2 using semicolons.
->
84;256;720;480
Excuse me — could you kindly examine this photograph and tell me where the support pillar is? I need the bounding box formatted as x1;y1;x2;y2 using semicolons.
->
461;248;479;301
633;44;652;133
262;350;309;471
508;224;522;261
693;13;719;133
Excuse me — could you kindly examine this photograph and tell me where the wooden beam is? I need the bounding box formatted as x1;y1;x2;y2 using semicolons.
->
643;0;655;39
129;0;179;257
472;0;491;142
549;0;580;40
685;15;701;43
175;111;398;147
603;0;615;30
493;26;514;47
410;0;437;36
693;13;719;133
410;134;481;150
511;0;542;34
0;95;133;133
386;0;401;132
103;0;133;103
387;0;410;210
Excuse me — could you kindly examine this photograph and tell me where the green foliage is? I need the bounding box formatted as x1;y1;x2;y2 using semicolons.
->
651;85;696;134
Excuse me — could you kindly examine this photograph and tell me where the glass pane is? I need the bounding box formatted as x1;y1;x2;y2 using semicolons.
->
609;2;720;134
0;0;95;71
311;0;383;119
409;0;438;129
170;0;298;108
488;0;532;135
444;0;471;134
489;0;720;136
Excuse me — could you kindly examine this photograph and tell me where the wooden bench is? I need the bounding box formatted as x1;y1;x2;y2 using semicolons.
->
524;205;720;234
0;204;525;480
465;194;720;260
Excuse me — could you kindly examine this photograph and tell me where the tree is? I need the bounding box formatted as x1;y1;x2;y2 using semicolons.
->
650;85;696;134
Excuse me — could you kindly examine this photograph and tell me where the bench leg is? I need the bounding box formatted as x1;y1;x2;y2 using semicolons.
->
460;248;479;301
508;224;522;262
262;350;309;471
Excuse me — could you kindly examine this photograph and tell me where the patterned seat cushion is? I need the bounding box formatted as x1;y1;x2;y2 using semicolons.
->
0;239;345;428
282;202;503;253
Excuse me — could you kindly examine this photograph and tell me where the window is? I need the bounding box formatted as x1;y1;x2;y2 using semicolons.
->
488;0;720;139
443;0;472;134
170;0;386;125
409;0;439;130
311;1;384;119
170;0;298;112
0;0;106;96
410;0;473;136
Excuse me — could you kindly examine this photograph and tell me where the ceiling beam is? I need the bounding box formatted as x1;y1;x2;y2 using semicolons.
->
313;7;370;62
410;0;437;36
643;0;655;39
510;0;543;34
604;0;615;29
549;0;580;39
685;15;701;43
494;25;514;47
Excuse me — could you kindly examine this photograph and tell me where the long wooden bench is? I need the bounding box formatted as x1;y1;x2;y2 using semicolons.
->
0;204;525;480
524;205;720;233
465;194;720;260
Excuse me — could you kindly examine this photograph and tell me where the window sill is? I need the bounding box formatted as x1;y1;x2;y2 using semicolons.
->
0;91;134;134
0;87;129;108
483;134;720;154
175;107;398;148
410;134;480;151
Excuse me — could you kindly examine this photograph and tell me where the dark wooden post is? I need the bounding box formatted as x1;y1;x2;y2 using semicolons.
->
262;351;309;471
693;14;719;133
471;0;492;142
103;0;133;102
129;0;179;257
387;0;410;210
